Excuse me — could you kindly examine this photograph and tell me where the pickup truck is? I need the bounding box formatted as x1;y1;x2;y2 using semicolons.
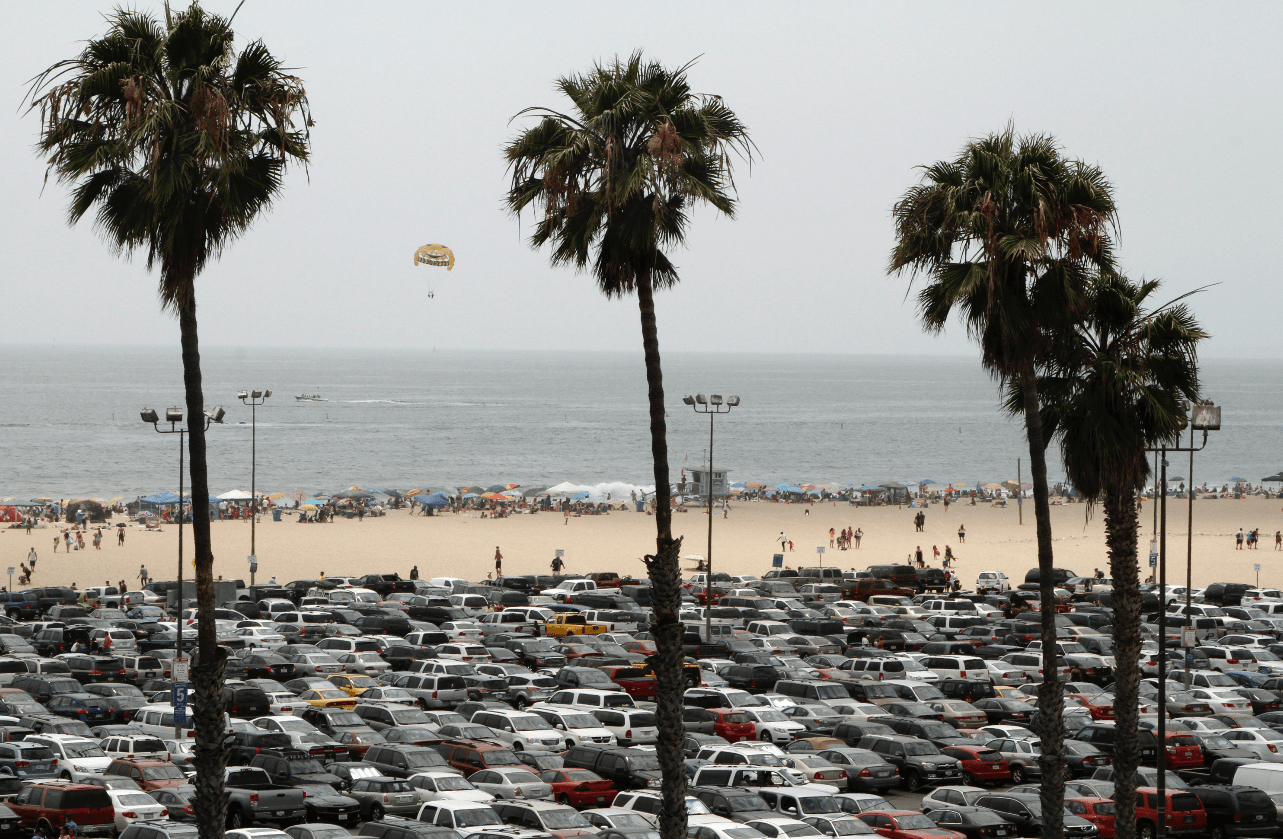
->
249;751;345;789
224;765;309;827
600;666;657;699
841;579;916;601
543;614;610;637
1176;757;1259;787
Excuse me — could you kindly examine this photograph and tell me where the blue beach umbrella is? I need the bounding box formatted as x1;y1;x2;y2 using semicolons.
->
856;485;882;492
1229;477;1249;483
774;483;793;490
461;493;479;499
421;492;450;508
571;491;590;500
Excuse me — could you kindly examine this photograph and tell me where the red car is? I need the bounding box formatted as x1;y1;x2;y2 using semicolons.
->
1163;731;1204;770
1066;693;1115;721
600;666;657;699
623;640;656;656
708;708;756;743
1066;797;1115;839
10;782;117;837
859;810;967;839
539;768;617;808
940;745;1010;785
1135;786;1206;837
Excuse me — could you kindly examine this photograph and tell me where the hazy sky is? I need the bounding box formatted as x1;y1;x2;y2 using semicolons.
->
3;2;1278;357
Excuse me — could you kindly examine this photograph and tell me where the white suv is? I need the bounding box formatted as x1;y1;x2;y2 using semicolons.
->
527;706;616;749
29;734;111;781
469;709;562;751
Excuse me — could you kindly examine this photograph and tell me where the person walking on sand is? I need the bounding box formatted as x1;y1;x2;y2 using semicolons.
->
829;528;835;548
1276;531;1282;551
117;527;125;547
409;565;419;580
92;530;101;550
138;565;148;586
64;531;72;551
1237;528;1245;549
933;545;940;563
53;534;60;554
957;524;966;544
27;547;37;569
494;547;503;577
551;554;564;574
855;527;863;548
915;546;924;567
779;532;788;554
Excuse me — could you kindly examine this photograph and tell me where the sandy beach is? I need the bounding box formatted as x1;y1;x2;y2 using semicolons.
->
4;496;1282;595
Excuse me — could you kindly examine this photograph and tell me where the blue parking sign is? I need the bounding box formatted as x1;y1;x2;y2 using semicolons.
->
772;554;783;568
172;685;189;707
173;706;187;725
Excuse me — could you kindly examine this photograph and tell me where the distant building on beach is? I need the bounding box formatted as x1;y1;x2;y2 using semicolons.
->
688;466;730;501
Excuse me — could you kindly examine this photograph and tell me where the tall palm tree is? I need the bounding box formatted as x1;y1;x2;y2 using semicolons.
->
504;52;752;839
29;6;310;837
889;127;1117;839
1030;273;1205;839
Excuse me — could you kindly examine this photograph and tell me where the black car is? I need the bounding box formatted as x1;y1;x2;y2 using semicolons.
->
227;732;297;764
926;807;1018;839
937;680;998;704
563;744;662;790
380;645;436;671
1192;785;1279;838
688;786;774;822
1233;688;1282;715
973;792;1097;837
222;685;270;718
973;698;1036;725
720;664;781;693
228;652;297;680
886;719;970;747
857;734;963;791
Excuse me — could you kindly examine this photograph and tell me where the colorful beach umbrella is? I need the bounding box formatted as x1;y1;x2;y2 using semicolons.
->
744;482;764;489
482;493;508;501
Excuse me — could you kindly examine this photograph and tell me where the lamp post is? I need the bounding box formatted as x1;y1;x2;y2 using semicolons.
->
683;393;740;644
1146;399;1220;839
141;404;224;739
237;389;272;587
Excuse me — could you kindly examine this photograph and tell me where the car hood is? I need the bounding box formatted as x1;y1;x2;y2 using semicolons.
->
295;785;357;805
911;756;960;768
296;771;344;786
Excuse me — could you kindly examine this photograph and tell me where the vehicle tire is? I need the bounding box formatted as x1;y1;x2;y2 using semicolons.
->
1210;827;1226;839
370;805;385;820
961;771;975;786
1010;765;1026;784
1138;822;1155;839
904;770;923;792
37;821;53;839
760;731;773;742
306;807;316;822
227;808;246;829
515;696;529;709
566;739;576;750
559;795;572;806
513;742;524;751
60;771;72;781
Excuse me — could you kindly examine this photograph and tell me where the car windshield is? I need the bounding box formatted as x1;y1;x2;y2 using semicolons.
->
828;820;874;836
902;743;939;756
725;831;765;839
755;710;788;722
799;797;840;814
457;809;502;827
291;759;325;773
611;814;654;829
727;794;769;812
64;742;106;758
627;754;661;771
542;810;592;829
563;714;601;729
894;815;936;830
511;717;551;732
147;765;186;779
781;825;824;837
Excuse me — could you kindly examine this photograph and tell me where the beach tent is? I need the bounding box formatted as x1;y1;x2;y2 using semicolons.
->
1263;473;1283;483
420;492;450;508
332;489;377;500
218;490;253;500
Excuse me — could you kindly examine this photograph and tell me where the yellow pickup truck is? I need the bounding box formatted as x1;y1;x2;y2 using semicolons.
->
543;614;610;637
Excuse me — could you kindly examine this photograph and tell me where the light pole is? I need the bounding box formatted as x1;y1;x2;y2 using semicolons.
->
1146;398;1220;839
237;389;272;587
683;393;739;644
141;404;224;739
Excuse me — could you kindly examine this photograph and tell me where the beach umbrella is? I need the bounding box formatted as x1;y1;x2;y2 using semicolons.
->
333;489;377;500
918;479;938;485
521;487;549;498
458;486;485;496
774;483;793;490
505;484;520;490
218;490;253;500
289;490;308;503
461;492;479;499
482;493;508;501
299;503;317;510
730;482;746;489
1229;476;1249;483
422;492;450;508
571;491;590;500
744;482;764;489
485;485;509;493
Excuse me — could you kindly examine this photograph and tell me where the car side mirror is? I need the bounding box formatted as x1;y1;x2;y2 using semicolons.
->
556;724;565;730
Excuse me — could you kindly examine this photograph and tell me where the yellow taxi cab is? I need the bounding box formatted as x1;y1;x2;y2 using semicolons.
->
298;688;358;709
326;674;379;697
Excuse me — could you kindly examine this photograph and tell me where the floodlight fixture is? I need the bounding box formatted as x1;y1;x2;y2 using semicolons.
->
140;408;159;424
165;408;183;423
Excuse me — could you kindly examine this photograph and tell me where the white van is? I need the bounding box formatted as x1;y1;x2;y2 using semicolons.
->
448;594;490;618
133;703;232;739
1233;762;1283;792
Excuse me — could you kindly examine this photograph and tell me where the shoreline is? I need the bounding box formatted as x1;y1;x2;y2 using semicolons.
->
3;496;1281;594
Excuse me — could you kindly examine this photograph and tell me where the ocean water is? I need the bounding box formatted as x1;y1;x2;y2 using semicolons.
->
0;346;1278;499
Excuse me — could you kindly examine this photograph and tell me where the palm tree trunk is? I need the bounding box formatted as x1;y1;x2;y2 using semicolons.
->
178;297;229;839
1018;368;1063;839
1104;484;1141;839
635;272;687;839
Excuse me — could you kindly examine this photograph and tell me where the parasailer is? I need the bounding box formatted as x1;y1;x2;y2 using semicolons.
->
413;244;454;299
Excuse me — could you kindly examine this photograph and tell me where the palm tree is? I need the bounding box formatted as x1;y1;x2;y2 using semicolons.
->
504;52;752;839
28;6;310;837
889;127;1117;839
1031;273;1205;839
